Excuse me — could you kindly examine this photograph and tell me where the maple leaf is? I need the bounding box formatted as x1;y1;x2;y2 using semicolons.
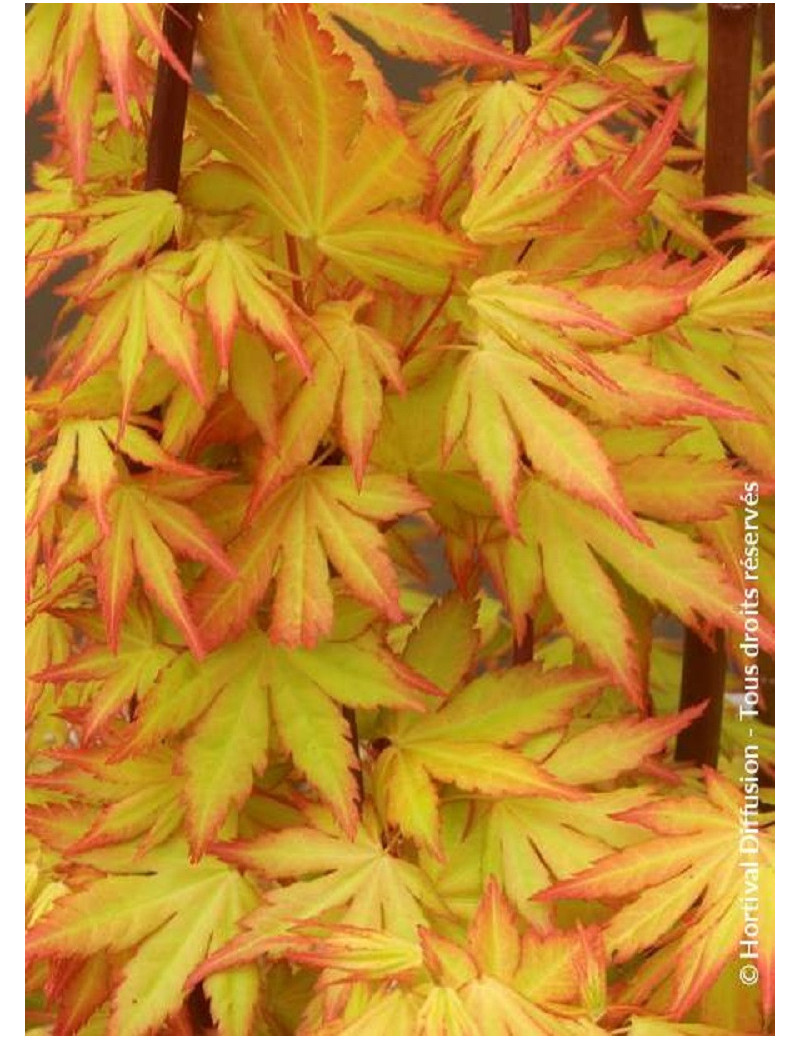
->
576;352;756;426
689;193;775;243
26;174;75;296
25;609;72;726
482;478;747;703
108;626;435;851
191;468;428;651
419;705;709;919
63;256;206;418
374;665;601;854
183;235;309;371
97;481;236;656
319;4;532;68
27;747;185;858
25;4;190;181
191;4;474;292
268;880;608;1036
561;256;705;341
468;269;631;370
687;242;774;328
45;952;113;1036
191;806;450;984
26;841;260;1036
539;770;775;1017
522;100;685;276
461;102;622;244
26;416;209;536
616;455;748;523
252;297;406;494
444;339;645;539
33;601;175;743
400;592;480;696
542;703;708;786
37;190;182;294
627;1016;729;1036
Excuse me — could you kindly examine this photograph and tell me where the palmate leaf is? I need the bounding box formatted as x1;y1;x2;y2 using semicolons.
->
318;4;531;68
26;416;208;536
110;627;435;851
484;478;749;704
423;705;707;919
96;481;236;656
374;665;603;854
399;593;481;698
25;173;75;296
64;257;205;418
192;4;474;292
183;235;309;371
690;193;775;243
25;3;190;182
27;747;185;858
26;841;260;1036
627;1016;729;1036
460;101;622;245
467;270;631;376
191;805;450;985
429;787;651;925
523;101;685;276
37;190;182;293
252;297;406;495
24;0;777;1033
33;600;175;742
25;609;72;726
615;455;748;523
542;703;707;786
539;770;775;1017
444;339;645;539
191;468;428;650
544;351;757;427
266;881;608;1036
621;944;772;1035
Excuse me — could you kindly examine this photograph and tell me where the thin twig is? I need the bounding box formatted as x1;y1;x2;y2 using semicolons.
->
343;706;365;810
285;233;307;311
402;282;452;360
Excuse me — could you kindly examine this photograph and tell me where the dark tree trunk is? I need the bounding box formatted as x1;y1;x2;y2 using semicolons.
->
510;4;531;54
145;4;200;194
676;4;757;768
144;9;211;1033
606;4;652;54
758;5;775;193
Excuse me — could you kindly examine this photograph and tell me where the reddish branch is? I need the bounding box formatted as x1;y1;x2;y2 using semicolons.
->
756;6;776;725
675;630;728;766
144;4;200;194
511;4;531;54
144;6;211;1033
758;4;775;193
509;4;535;664
676;4;757;768
700;4;757;237
606;4;652;55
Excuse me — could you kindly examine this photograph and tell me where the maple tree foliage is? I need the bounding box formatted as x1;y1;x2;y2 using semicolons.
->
25;3;774;1036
